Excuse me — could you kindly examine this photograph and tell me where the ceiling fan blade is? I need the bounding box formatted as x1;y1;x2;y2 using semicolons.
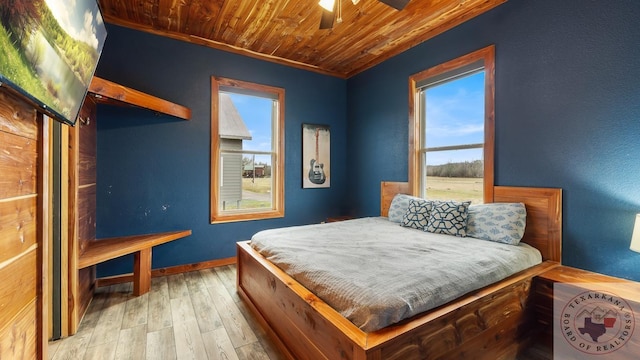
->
378;0;410;10
319;8;335;29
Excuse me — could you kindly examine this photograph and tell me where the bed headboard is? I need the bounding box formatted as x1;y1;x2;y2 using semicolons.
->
380;181;562;263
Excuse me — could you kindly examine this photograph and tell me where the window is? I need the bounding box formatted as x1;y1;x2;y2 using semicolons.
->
409;46;495;203
211;77;284;223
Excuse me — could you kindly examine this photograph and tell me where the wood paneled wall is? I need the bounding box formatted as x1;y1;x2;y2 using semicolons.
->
67;97;98;334
0;88;48;358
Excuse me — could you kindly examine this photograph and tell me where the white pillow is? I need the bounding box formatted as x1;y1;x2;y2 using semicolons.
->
388;194;422;223
466;203;527;245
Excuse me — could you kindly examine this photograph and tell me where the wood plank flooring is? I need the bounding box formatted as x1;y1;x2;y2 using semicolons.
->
48;265;286;360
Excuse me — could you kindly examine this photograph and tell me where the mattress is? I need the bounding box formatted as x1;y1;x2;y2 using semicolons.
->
250;217;542;332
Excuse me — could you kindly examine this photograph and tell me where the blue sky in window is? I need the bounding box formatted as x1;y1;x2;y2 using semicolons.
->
424;71;485;165
228;93;273;155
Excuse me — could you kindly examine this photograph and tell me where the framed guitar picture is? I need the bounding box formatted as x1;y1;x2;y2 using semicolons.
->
302;124;330;188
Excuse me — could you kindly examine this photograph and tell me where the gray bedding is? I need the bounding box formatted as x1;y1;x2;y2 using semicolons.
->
250;217;542;332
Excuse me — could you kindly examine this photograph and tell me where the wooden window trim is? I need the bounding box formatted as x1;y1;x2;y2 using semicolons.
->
210;77;285;223
408;45;495;202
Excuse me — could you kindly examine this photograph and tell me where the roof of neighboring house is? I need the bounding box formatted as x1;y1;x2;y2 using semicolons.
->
243;161;266;171
219;93;252;140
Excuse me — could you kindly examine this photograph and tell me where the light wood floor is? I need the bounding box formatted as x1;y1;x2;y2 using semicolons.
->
48;265;287;360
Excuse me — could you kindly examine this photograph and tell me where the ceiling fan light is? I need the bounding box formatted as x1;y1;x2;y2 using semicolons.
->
319;0;335;11
352;0;360;4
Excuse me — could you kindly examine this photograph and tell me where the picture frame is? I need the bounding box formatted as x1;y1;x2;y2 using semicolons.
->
302;124;330;188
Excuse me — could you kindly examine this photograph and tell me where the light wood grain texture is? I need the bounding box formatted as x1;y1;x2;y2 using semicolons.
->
97;0;506;77
183;271;224;332
95;256;236;288
170;295;197;325
0;300;38;360
0;196;37;264
114;324;147;359
0;130;38;199
207;272;258;348
172;319;209;359
88;286;128;347
202;327;241;360
147;277;172;333
122;293;149;329
0;90;38;139
0;247;37;329
49;266;284;360
236;182;563;360
146;327;177;360
167;273;190;299
88;77;191;120
84;341;117;360
0;89;45;360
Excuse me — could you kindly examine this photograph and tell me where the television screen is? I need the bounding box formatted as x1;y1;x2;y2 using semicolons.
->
0;0;107;125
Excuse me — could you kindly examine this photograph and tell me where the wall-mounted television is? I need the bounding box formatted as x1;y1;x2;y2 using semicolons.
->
0;0;107;126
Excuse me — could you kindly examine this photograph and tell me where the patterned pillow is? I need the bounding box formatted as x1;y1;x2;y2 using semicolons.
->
426;200;471;237
388;194;423;223
401;199;432;229
466;203;527;245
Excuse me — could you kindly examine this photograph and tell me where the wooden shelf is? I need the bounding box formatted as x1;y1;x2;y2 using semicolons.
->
88;77;191;120
78;229;192;269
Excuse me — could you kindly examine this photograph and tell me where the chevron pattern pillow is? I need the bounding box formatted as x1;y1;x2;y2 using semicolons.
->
401;199;432;229
426;200;471;237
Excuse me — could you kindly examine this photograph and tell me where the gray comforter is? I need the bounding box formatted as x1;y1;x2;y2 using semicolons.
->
251;217;542;332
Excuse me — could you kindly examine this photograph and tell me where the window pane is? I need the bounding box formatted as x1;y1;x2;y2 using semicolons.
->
409;46;494;204
223;92;273;152
424;149;483;203
218;90;274;213
421;70;485;204
423;71;484;148
220;152;273;211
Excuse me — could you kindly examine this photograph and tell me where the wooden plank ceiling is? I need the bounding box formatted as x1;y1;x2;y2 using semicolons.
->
98;0;506;78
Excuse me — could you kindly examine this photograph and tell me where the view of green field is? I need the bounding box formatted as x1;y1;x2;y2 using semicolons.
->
237;176;483;210
425;176;483;204
236;178;272;209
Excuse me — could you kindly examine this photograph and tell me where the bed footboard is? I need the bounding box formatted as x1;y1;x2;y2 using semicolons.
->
237;240;558;360
237;241;367;360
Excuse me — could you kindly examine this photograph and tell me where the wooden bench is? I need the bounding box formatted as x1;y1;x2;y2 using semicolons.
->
78;230;192;296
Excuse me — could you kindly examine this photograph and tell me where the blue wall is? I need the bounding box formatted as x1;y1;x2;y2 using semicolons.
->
95;25;348;276
347;0;640;281
96;0;640;281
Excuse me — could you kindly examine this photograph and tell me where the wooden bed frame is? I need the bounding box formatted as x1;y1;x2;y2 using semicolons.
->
237;182;562;359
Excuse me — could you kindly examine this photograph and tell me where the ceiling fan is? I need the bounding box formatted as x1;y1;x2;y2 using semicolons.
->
319;0;410;29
